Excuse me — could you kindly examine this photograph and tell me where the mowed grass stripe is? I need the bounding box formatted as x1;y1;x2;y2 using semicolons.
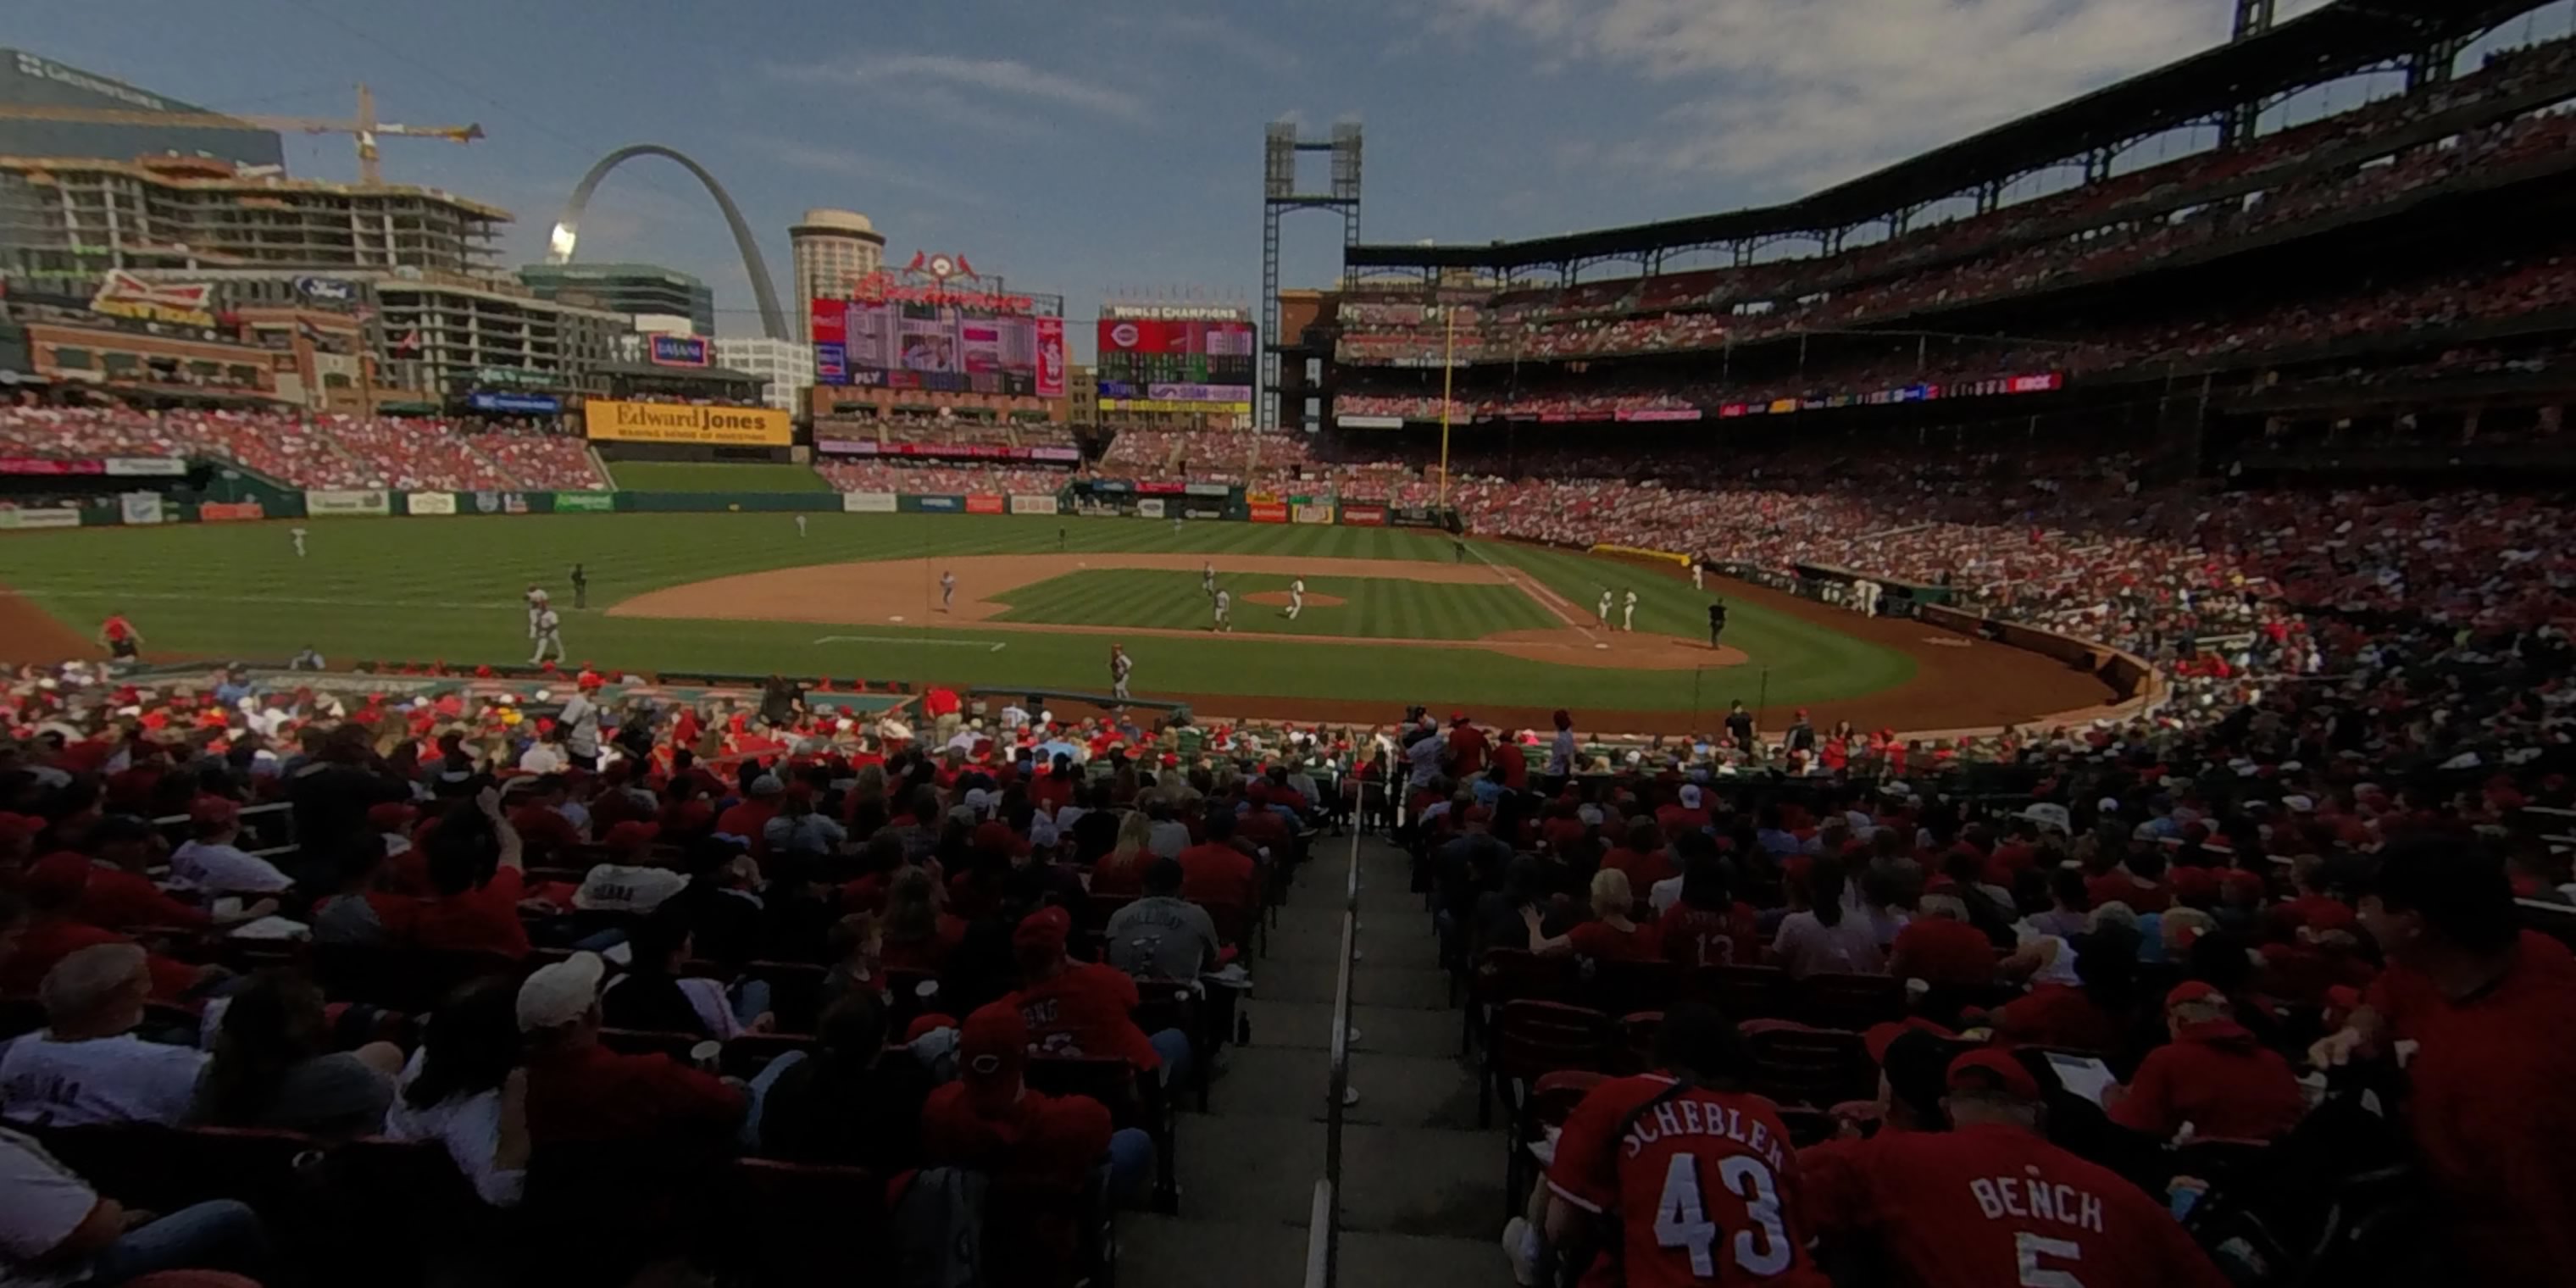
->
987;569;1549;640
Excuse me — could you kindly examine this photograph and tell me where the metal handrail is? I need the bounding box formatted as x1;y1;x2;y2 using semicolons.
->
1303;786;1370;1288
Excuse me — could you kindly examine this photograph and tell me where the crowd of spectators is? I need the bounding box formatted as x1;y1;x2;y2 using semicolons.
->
810;459;1074;495
0;404;610;491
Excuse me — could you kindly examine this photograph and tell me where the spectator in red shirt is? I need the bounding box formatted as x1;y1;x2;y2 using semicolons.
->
1088;811;1153;897
1529;868;1659;962
1887;892;1999;987
2311;839;2576;1287
1174;808;1256;910
409;790;531;959
519;950;745;1146
878;869;965;972
2085;847;2173;914
1601;816;1677;890
1802;1049;2230;1288
2107;982;2304;1142
925;1002;1147;1280
1008;908;1189;1085
1657;840;1761;967
1492;737;1528;791
1654;783;1712;838
713;774;784;858
1988;930;2138;1057
1444;715;1490;780
506;775;585;866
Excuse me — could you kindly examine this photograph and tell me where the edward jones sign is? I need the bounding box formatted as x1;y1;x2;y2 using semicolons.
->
582;399;791;447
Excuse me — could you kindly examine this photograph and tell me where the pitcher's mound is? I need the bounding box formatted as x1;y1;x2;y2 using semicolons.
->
1244;591;1345;608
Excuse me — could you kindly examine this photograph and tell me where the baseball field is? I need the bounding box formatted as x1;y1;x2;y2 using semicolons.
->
0;512;2123;733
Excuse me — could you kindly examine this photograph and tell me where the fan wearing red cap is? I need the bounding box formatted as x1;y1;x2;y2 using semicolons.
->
1005;907;1169;1077
923;1002;1120;1284
1;858;213;1001
2101;983;2303;1143
1174;808;1257;910
1801;1049;2229;1288
1531;1003;1827;1288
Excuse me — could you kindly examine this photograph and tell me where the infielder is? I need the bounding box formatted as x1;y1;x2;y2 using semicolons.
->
1172;514;1185;536
1622;587;1639;632
525;586;550;639
1212;587;1233;632
1692;560;1705;591
1596;588;1613;627
940;570;958;612
1286;577;1306;620
1109;644;1134;701
1202;561;1216;597
796;514;808;538
290;526;308;558
530;606;566;663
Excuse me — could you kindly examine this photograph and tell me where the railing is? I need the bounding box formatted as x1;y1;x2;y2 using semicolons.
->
1302;782;1370;1288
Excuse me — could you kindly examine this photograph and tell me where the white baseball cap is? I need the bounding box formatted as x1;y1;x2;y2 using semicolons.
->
516;951;606;1032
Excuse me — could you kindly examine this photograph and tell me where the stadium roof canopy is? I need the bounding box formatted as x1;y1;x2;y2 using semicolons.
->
1348;0;2545;273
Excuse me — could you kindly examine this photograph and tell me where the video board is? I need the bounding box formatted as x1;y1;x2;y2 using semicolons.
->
811;275;1066;397
1096;306;1256;412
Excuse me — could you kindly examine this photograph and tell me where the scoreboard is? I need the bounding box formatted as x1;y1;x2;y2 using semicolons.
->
1096;306;1256;413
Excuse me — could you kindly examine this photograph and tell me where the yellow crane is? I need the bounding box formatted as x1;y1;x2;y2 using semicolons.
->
0;84;481;184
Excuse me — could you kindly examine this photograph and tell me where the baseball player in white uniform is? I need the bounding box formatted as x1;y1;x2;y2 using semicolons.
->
1692;560;1705;591
1287;577;1306;620
1212;587;1233;632
1596;589;1613;627
530;606;565;663
290;526;308;558
1622;588;1639;632
1109;644;1134;701
1202;562;1216;597
525;586;550;639
796;514;808;538
940;570;958;612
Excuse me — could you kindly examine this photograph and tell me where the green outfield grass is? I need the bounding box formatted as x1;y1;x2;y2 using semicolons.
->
0;513;1914;716
605;460;835;493
991;570;1558;640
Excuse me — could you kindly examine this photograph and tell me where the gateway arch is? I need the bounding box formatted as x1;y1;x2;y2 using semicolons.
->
547;144;790;341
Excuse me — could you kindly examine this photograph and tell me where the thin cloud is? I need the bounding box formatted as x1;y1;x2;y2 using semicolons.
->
770;53;1148;124
737;136;989;207
1430;0;2236;192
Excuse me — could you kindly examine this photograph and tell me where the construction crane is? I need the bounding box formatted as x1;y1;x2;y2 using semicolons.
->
0;84;481;184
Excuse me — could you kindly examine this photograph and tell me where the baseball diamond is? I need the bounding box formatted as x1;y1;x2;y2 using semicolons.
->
0;511;2124;734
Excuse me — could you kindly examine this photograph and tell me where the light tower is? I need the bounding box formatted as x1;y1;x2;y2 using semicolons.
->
1261;119;1361;430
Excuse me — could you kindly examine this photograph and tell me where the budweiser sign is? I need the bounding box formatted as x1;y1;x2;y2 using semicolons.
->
90;270;217;328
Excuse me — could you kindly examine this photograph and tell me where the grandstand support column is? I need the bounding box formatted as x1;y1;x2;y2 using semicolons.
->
2408;36;2468;91
2222;0;2278;148
1262;119;1363;430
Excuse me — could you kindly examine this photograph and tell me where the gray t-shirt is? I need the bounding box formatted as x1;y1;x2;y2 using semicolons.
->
313;894;391;946
194;1052;394;1138
1103;896;1220;981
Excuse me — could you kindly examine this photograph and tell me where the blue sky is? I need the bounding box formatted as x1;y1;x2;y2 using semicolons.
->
23;0;2566;354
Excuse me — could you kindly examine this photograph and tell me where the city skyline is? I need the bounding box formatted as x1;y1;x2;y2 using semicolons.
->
17;0;2566;358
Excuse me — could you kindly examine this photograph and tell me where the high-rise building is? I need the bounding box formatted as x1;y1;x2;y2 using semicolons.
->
788;208;883;341
519;262;713;336
713;336;815;413
0;49;283;169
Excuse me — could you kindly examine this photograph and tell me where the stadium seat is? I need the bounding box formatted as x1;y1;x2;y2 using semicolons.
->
1691;963;1797;1020
1480;999;1614;1130
1507;1069;1611;1224
719;1158;888;1287
1739;1020;1875;1108
1797;973;1907;1030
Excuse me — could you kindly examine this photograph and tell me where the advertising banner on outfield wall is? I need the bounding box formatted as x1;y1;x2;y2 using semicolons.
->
1073;497;1123;518
1009;494;1060;515
1293;503;1334;525
1339;504;1387;527
200;501;264;522
0;457;102;475
1249;502;1288;524
1183;482;1232;498
582;398;791;447
469;491;530;515
1137;498;1166;519
105;458;186;477
119;492;164;525
0;507;82;530
1390;505;1446;529
556;491;617;513
1181;505;1228;520
1335;415;1403;430
842;491;898;514
915;495;964;513
406;491;458;516
307;489;391;517
966;495;1006;515
1135;481;1185;496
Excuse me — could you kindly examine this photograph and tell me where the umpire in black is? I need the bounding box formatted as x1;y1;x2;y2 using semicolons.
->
1707;598;1728;647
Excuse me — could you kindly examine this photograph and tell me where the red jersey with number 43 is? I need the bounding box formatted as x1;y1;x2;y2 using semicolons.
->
1800;1121;2229;1288
1546;1074;1829;1288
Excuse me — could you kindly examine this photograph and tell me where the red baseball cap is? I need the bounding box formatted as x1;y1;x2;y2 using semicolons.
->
1862;1018;1956;1066
366;802;418;831
1946;1049;2041;1102
24;852;93;905
1013;907;1071;958
604;820;660;852
0;812;44;846
2164;980;2228;1010
187;796;240;828
958;1002;1030;1109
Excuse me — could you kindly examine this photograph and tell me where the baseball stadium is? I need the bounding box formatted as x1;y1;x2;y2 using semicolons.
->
6;5;2576;1288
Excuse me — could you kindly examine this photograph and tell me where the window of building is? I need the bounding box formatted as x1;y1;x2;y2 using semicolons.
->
228;364;260;386
49;347;95;370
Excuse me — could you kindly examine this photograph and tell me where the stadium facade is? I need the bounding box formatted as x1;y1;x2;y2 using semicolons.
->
0;48;283;169
520;261;716;337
